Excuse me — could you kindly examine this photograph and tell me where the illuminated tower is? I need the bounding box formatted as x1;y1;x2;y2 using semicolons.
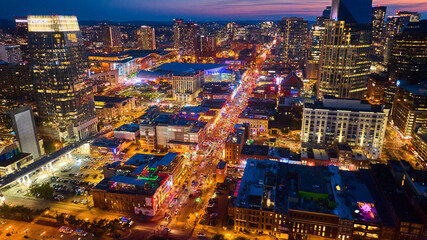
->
138;26;156;50
277;17;308;66
102;25;122;52
28;15;97;141
318;0;372;99
173;19;184;49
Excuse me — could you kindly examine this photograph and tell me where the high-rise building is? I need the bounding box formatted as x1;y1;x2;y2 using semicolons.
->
388;20;427;84
13;16;28;40
277;17;308;65
372;6;387;58
385;20;427;108
173;19;184;49
227;22;236;41
301;96;388;159
197;35;216;59
28;15;97;141
322;6;332;18
138;26;156;50
309;17;327;62
318;0;372;99
331;0;372;24
391;83;427;139
383;11;420;62
0;62;34;101
179;22;199;57
372;6;386;44
306;16;326;79
0;45;22;63
102;25;122;52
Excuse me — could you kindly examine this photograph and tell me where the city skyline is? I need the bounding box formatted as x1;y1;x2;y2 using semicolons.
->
1;0;427;21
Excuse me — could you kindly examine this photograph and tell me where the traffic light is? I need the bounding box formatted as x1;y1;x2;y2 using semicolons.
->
196;197;201;203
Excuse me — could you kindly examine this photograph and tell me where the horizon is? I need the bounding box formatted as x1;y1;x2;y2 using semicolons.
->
1;0;426;22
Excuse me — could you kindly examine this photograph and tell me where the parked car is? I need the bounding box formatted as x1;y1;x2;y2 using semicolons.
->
59;226;73;234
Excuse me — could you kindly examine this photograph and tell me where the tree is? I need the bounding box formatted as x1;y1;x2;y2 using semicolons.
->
312;83;317;97
29;183;54;200
212;234;225;240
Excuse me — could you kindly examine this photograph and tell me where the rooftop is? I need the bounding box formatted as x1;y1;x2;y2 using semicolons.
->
91;138;123;149
114;124;140;133
304;95;384;112
94;95;131;103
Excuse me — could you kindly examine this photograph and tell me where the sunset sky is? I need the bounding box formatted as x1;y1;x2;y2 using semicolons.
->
1;0;426;21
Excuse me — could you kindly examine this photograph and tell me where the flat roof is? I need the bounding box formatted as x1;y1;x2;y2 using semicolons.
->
157;62;228;73
0;152;31;167
114;124;140;133
110;175;147;187
94;95;131;103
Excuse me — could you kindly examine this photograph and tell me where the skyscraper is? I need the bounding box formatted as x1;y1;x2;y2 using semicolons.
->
138;26;156;50
13;16;28;40
385;20;427;107
318;0;372;99
173;19;184;49
197;35;217;59
372;6;387;58
179;22;199;57
372;6;386;44
28;15;97;141
277;17;308;65
391;82;427;139
0;62;34;101
306;17;326;79
322;6;332;19
383;11;420;63
102;25;122;52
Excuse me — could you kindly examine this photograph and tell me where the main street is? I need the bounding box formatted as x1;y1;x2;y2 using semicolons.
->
127;62;260;240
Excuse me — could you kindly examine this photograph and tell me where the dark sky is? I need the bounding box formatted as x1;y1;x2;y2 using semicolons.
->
1;0;426;21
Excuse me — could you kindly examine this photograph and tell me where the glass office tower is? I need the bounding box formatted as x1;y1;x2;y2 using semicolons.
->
28;15;97;141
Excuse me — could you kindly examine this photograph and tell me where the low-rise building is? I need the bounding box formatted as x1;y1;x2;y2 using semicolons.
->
92;152;184;216
139;110;207;152
240;144;300;164
90;137;127;155
0;142;33;178
216;161;227;183
114;124;140;142
232;159;426;239
94;96;135;121
224;127;248;165
280;72;303;97
238;105;273;136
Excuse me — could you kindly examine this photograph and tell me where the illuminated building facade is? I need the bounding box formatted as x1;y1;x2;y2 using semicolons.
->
197;35;216;59
28;15;97;141
372;6;386;58
92;153;184;216
232;159;424;239
102;25;122;52
0;45;23;63
301;96;388;159
138;26;156;50
383;11;420;63
179;22;199;57
391;83;427;139
318;20;372;99
319;0;372;99
173;19;184;49
386;21;427;107
0;62;34;101
277;17;308;65
14;16;28;41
